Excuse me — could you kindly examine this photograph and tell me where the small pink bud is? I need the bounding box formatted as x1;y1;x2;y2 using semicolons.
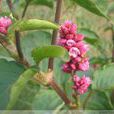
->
73;75;91;94
75;34;85;41
78;58;89;71
62;63;72;73
66;39;76;47
69;47;80;58
76;41;89;55
65;34;75;39
0;27;7;34
0;17;12;35
0;17;12;28
57;38;67;46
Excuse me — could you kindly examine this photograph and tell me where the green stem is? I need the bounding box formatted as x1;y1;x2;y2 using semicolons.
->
76;95;80;108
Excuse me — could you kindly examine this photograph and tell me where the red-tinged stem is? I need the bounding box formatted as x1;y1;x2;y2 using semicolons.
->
15;31;30;67
48;0;62;69
49;79;71;106
15;31;24;60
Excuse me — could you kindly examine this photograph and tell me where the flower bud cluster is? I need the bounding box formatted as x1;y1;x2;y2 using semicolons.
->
58;21;91;94
0;17;12;35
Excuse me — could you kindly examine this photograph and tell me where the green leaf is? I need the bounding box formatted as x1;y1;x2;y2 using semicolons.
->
21;31;51;65
64;79;74;101
54;59;70;86
85;91;112;110
78;28;99;45
21;31;70;86
92;63;114;91
32;46;70;64
8;19;58;33
94;0;108;13
73;0;109;19
13;80;40;109
78;28;99;38
0;59;25;109
7;68;37;110
90;57;111;65
84;38;98;45
0;46;14;61
30;0;54;8
32;89;63;110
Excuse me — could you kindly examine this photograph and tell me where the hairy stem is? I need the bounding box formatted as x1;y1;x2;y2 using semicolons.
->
15;31;24;60
49;79;71;106
6;0;18;19
48;0;62;69
15;31;30;67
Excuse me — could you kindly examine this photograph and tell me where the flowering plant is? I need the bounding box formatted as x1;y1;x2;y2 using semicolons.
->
0;0;114;112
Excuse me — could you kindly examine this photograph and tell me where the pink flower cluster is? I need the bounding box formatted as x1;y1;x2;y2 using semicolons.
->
58;21;89;73
58;21;91;94
73;75;91;94
0;17;12;35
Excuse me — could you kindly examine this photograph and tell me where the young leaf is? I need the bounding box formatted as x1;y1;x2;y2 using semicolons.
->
73;0;109;19
92;63;114;91
8;19;58;33
32;46;70;64
6;68;37;110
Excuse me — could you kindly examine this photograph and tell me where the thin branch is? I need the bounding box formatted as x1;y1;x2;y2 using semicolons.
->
15;31;30;67
15;30;24;60
22;0;31;18
6;0;18;19
48;0;62;69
